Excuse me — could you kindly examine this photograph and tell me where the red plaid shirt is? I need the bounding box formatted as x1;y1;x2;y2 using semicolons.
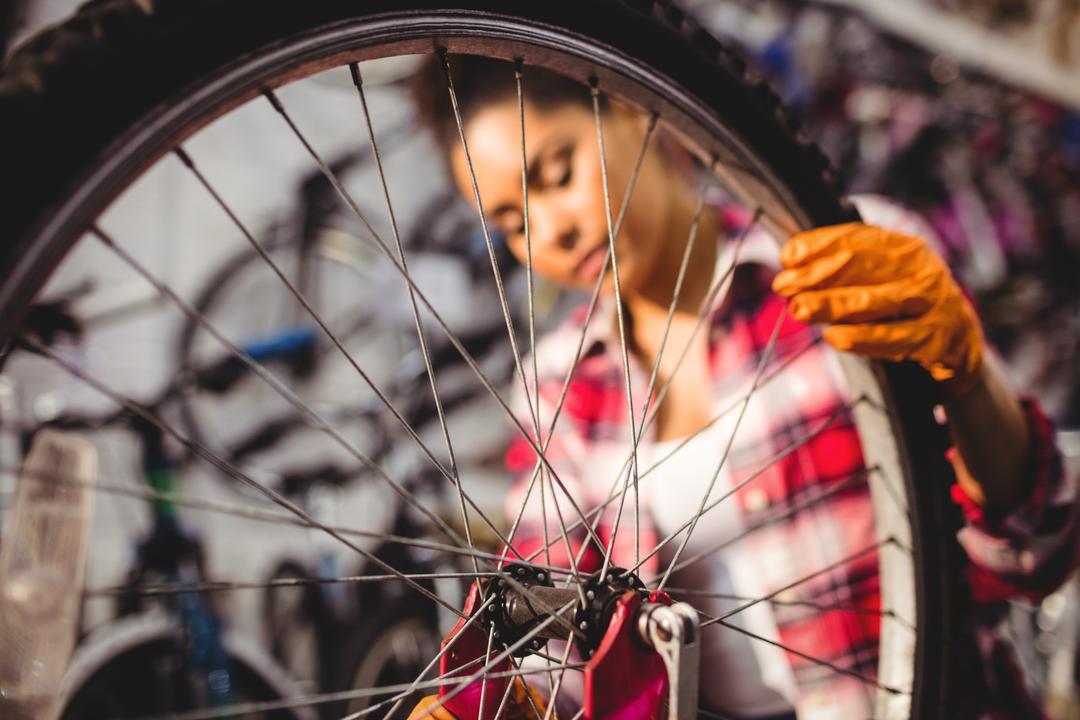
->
503;197;1077;718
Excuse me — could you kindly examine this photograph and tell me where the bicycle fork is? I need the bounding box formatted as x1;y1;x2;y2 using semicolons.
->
437;565;700;720
636;602;700;720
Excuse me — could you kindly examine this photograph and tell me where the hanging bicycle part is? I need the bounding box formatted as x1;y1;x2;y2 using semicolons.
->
0;430;97;720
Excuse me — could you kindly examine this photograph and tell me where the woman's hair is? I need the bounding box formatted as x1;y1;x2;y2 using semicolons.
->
410;53;605;155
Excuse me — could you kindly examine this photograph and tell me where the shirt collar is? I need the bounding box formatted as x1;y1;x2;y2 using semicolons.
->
578;209;781;358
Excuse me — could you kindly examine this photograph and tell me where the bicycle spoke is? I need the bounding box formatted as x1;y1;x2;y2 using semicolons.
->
498;653;550;720
90;223;482;556
589;81;642;580
673;587;885;613
700;539;895;624
478;624;497;719
516;59;541;480
440;55;537;416
492;658;523;720
22;335;465;619
661;467;877;580
625;399;860;578
527;648;580;667
441;52;542;436
517;331;820;569
394;599;578;720
350;62;480;579
439;61;550;582
667;585;891;618
518;663;550;720
538;467;554;568
570;208;760;570
265;88;605;556
543;472;589;604
541;643;558;713
443;57;594;600
636;208;761;437
497;431;587;606
84;571;500;598
499;244;621;573
501;460;546;560
701;611;904;696
170;151;518;560
506;88;657;583
533;104;658;546
5;465;572;576
542;629;577;720
135;656;583;720
567;467;629;577
515;62;554;574
656;308;788;590
368;594;499;720
639;338;819;482
603;180;708;572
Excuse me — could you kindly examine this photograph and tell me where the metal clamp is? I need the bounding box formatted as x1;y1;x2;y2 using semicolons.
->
638;602;700;720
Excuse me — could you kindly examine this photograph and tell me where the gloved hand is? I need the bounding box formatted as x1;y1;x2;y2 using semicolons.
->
407;695;456;720
407;678;548;720
772;223;984;393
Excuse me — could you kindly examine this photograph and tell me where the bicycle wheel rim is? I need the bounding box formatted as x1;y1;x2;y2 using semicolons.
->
0;7;834;328
0;4;954;718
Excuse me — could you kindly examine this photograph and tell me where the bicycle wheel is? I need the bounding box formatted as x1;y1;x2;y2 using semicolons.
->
263;561;324;697
332;601;442;720
59;612;317;720
175;229;398;492
0;2;960;718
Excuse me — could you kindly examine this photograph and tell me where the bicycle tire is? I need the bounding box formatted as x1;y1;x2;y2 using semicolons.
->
0;1;961;717
262;560;326;699
332;600;441;720
59;612;318;720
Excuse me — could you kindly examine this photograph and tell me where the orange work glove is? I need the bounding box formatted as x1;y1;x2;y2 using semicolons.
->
407;696;457;720
407;679;548;720
772;223;984;392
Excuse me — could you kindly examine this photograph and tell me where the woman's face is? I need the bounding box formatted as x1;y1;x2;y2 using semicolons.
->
449;97;683;296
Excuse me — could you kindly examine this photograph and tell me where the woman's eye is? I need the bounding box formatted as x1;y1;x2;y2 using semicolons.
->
540;147;573;188
555;160;572;187
495;211;524;237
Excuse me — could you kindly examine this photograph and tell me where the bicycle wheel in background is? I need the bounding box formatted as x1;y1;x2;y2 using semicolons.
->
0;1;960;718
332;600;442;720
175;227;396;492
262;561;324;698
59;613;317;720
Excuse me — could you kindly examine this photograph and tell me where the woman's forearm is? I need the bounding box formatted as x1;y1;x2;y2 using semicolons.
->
942;354;1031;514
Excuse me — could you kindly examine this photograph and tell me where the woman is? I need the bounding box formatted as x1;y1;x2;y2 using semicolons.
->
407;55;1075;719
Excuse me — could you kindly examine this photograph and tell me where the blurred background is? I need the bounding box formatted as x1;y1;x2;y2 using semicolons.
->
2;0;1079;717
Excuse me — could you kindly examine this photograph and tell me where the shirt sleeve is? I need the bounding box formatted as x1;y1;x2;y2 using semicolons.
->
852;193;1080;605
950;399;1079;604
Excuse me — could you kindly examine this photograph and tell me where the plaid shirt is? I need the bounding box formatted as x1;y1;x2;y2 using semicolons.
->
503;197;1077;719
